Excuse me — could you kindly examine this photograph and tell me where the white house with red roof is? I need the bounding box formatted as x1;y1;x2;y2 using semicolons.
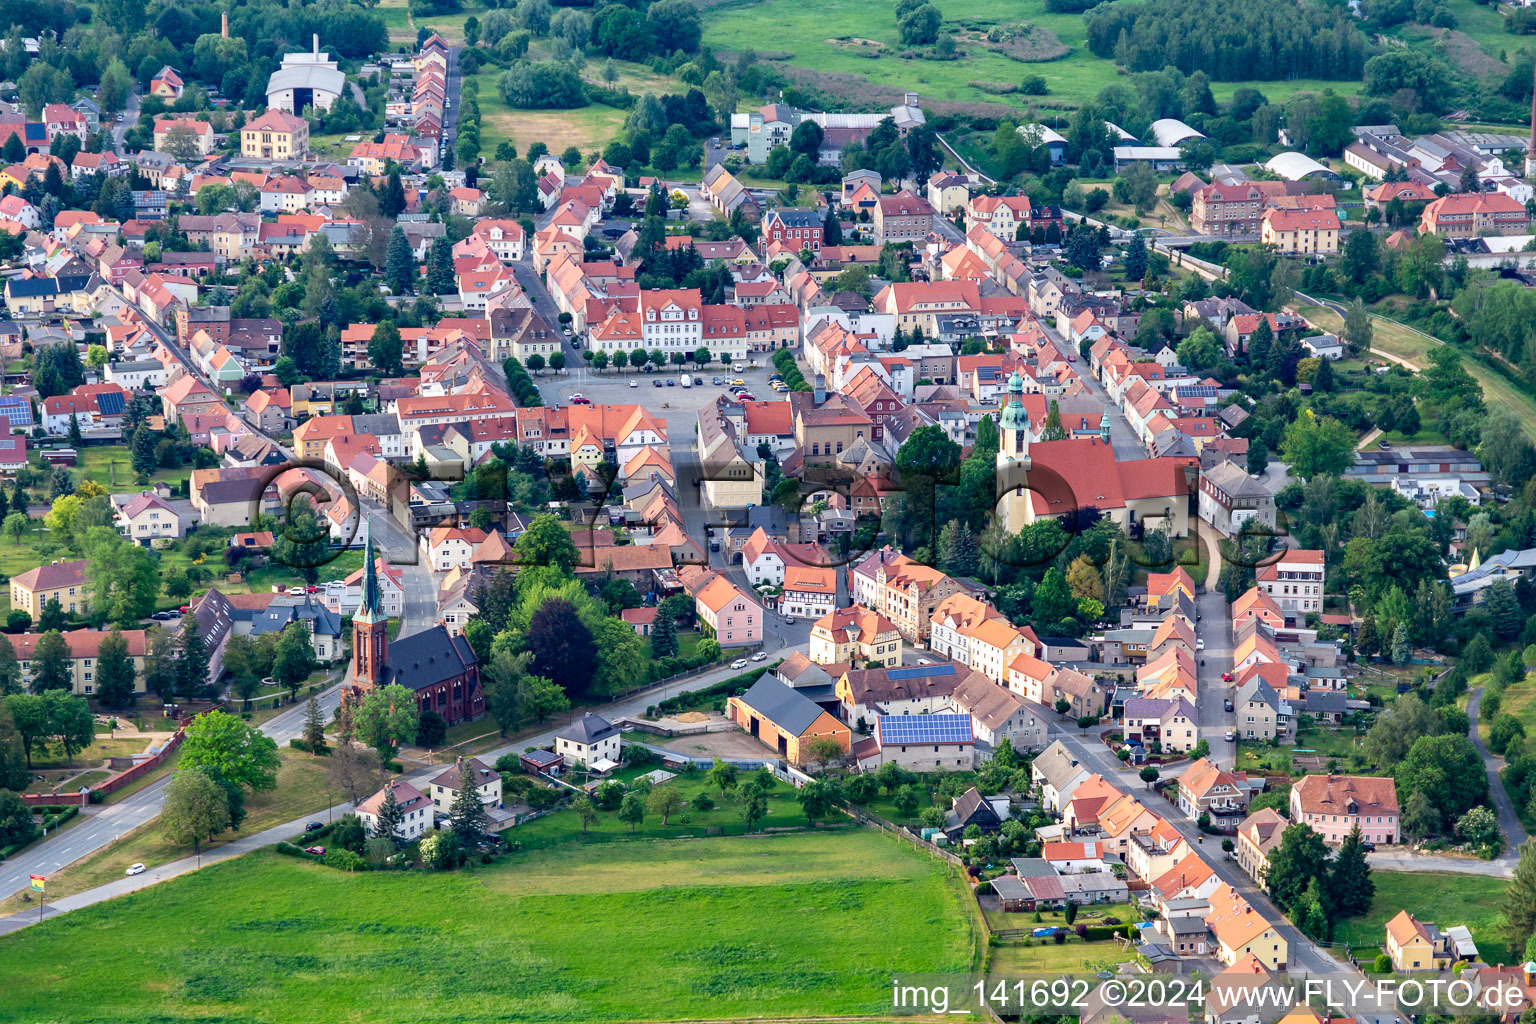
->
42;383;129;435
0;195;38;230
115;491;186;545
42;104;87;142
471;219;525;262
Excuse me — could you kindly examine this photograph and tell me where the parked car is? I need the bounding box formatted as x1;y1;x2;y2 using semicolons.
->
629;380;638;388
304;821;324;833
305;846;325;856
286;586;305;596
736;392;756;401
1221;672;1234;682
730;658;748;669
570;394;591;405
125;863;146;876
1224;728;1237;741
151;611;175;620
653;379;662;387
729;378;746;387
751;651;767;661
1224;699;1234;712
1195;638;1205;650
712;377;723;385
666;379;675;386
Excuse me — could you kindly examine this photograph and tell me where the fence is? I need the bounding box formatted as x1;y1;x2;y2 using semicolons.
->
21;724;187;807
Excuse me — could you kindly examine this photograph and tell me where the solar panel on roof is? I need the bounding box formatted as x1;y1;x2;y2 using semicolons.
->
0;397;33;425
886;663;956;681
877;714;973;745
96;392;125;416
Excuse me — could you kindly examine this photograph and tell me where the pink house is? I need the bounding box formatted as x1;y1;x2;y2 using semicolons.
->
695;575;762;647
1288;774;1399;846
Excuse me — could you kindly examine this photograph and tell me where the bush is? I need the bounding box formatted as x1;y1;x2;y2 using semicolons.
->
495;754;521;774
290;738;310;752
322;847;368;872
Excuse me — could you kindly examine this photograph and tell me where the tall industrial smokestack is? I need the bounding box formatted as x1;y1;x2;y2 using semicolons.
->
221;11;228;38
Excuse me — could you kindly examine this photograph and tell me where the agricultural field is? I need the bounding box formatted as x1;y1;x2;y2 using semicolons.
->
703;0;1362;113
0;829;973;1022
1332;870;1513;966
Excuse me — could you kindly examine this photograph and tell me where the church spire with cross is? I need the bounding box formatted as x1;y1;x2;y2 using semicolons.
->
351;518;388;686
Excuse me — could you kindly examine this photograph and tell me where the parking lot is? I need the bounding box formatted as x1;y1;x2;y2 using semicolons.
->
535;359;791;441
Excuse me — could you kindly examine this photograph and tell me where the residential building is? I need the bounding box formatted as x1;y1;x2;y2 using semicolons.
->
555;712;621;767
1255;549;1325;621
12;628;147;696
356;781;433;842
872;191;933;244
10;559;89;617
1420;192;1530;238
427;756;501;815
1260;208;1340;255
1235;808;1287;886
695;575;763;647
1031;740;1090;812
1289;774;1399;845
1385;911;1453;972
241;109;309;161
808;605;903;668
1199;461;1277;539
1205;882;1288;970
1175;758;1253;831
947;673;1047;754
862;713;975;771
760;209;823;253
115;492;185;545
927;592;1032;683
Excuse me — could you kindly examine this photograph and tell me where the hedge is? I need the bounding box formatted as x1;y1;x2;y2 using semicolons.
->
653;664;771;716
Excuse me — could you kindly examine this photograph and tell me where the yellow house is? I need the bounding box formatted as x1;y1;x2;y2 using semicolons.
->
1260;208;1340;255
569;425;604;473
14;629;147;696
241;109;309;161
1234;807;1287;886
1385;910;1453;971
11;559;90;618
1205;883;1288;970
808;604;902;668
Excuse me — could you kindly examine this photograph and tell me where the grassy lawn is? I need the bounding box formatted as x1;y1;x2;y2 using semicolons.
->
1235;727;1375;776
704;0;1361;112
377;0;413;44
0;829;972;1022
511;770;817;848
987;939;1124;972
75;445;192;491
28;734;154;770
477;88;630;160
1333;870;1513;966
0;747;335;916
982;899;1136;934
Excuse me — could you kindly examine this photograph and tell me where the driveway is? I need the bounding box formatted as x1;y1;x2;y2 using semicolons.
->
1467;685;1527;865
1363;850;1514;878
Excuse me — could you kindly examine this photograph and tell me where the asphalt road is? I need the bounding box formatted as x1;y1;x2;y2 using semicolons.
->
0;681;344;903
1037;318;1145;459
111;89;139;154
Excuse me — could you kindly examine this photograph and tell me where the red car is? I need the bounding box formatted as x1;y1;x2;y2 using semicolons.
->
570;394;591;405
1221;672;1233;682
305;846;325;856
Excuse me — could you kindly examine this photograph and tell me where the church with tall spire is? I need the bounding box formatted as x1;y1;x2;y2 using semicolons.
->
346;519;484;724
350;521;389;687
992;369;1197;537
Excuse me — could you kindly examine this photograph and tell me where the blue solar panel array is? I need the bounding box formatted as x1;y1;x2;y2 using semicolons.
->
886;663;957;681
877;714;974;745
0;397;33;426
96;391;125;417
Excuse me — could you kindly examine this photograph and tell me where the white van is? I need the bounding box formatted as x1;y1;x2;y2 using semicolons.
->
680;375;692;388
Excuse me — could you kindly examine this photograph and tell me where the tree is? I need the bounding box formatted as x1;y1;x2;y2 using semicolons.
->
353;684;420;765
1266;823;1332;913
1508;839;1536;948
327;742;385;805
426;236;455;295
893;783;923;818
161;770;231;857
524;598;600;698
1390;622;1411;665
369;321;404;377
371;782;406;845
897;2;942;44
647;784;687;825
1330;825;1374;916
177;616;209;697
179;710;280;793
513;513;580;572
0;635;18;697
43;690;93;767
2;512;27;546
697;755;736;798
303;696;327;753
385;227;415;296
94;628;137;709
1281;413;1356;480
741;789;768;831
1396;733;1488;833
1139;765;1160;789
797;779;839;826
1457;805;1501;853
272;622;317;701
575;798;598;833
0;788;37;848
1123;235;1148;281
449;760;491;852
30;630;72;692
618;790;646;831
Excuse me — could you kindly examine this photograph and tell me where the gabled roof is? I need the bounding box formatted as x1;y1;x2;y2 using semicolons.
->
735;675;828;736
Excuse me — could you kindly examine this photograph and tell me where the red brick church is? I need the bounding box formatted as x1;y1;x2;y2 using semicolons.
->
351;524;483;726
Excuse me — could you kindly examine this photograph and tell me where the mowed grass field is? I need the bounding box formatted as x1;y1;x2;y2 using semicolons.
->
703;0;1362;111
0;830;974;1023
1332;871;1514;966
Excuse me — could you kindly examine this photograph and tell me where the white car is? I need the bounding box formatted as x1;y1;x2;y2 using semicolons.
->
629;380;638;387
1195;638;1205;650
730;658;748;669
751;652;767;662
125;863;146;876
1224;728;1237;742
286;586;305;596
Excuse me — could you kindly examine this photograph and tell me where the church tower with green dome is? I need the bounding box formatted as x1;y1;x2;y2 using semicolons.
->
996;370;1033;533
